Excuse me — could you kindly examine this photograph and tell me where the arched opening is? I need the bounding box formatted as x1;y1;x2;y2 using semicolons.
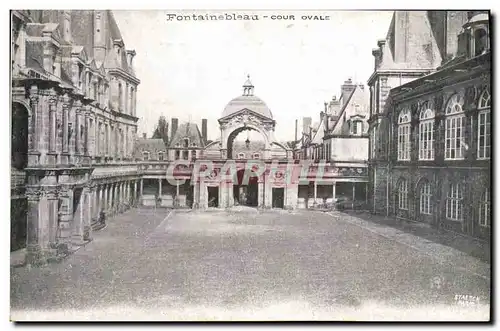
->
226;126;266;160
233;168;259;207
11;102;29;252
11;102;29;170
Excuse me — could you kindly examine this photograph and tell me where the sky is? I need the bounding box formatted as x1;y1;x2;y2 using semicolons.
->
113;10;394;142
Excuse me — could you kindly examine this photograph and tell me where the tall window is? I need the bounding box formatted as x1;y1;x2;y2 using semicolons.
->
142;151;150;161
398;179;409;210
183;138;189;148
351;120;362;135
419;181;432;215
175;150;180;160
371;126;378;159
158;152;164;161
445;93;466;160
474;28;488;56
182;150;189;160
419;108;435;160
477;89;491;159
191;149;197;160
397;109;411;161
118;82;123;111
478;188;490;227
446;182;463;221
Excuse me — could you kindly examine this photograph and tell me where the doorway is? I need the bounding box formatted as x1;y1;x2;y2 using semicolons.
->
233;169;259;207
272;187;285;209
207;186;219;207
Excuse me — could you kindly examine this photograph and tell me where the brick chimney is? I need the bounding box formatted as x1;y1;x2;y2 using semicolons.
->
341;78;356;103
171;118;178;141
201;118;207;143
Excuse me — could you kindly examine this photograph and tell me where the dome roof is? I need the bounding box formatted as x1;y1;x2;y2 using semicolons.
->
222;94;273;119
221;75;273;119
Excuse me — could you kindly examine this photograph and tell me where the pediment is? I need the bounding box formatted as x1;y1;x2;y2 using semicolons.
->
219;108;273;123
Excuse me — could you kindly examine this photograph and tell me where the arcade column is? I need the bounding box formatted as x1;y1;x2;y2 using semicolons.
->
25;186;51;265
58;186;74;248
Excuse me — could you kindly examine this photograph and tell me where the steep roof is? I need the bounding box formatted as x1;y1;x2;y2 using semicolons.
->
132;138;166;160
169;122;205;148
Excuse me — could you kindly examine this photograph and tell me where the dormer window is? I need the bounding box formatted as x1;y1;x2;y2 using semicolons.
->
351;120;363;135
183;138;189;148
158;152;164;161
191;142;197;147
176;143;181;148
142;151;150;161
253;153;260;159
238;152;245;159
474;28;488;56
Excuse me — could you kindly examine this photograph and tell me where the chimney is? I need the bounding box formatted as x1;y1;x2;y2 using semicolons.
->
302;117;312;136
328;95;342;117
171;118;178;141
341;78;356;104
62;10;72;43
93;11;106;63
201;118;207;143
142;133;147;139
126;50;136;67
294;119;298;143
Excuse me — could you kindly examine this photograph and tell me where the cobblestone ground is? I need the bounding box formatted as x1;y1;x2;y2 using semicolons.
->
10;208;490;321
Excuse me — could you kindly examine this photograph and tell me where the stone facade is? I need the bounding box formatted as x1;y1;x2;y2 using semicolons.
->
368;11;491;241
10;10;141;263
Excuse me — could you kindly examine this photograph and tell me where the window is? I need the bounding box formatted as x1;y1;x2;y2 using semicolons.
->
478;188;490;227
446;182;463;221
253;153;260;159
419;181;432;215
158;152;164;161
192;142;197;147
419;108;435;160
182;150;189;160
238;152;245;159
371;126;378;159
175;150;180;160
398;179;408;210
474;28;488;56
142;151;150;161
191;149;197;160
445;94;466;160
397;109;411;161
478;89;491;159
118;82;123;111
183;138;189;148
351;120;362;135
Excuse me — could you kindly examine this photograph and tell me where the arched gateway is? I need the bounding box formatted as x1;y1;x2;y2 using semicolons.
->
218;76;277;160
192;76;294;209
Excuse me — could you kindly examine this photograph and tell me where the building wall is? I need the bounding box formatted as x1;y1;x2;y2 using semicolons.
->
330;137;368;162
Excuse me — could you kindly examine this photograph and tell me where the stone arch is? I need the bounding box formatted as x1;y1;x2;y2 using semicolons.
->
224;123;271;160
11;100;31;170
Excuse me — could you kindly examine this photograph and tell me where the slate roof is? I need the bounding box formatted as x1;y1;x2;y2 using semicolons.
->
169;122;205;149
132;138;167;160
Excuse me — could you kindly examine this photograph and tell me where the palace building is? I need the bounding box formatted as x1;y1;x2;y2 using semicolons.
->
294;78;371;209
368;11;491;240
11;10;141;263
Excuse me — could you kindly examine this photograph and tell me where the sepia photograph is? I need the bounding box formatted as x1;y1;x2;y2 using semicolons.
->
8;7;491;322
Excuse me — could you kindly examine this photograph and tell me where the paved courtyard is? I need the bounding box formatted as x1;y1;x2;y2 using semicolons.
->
10;208;490;321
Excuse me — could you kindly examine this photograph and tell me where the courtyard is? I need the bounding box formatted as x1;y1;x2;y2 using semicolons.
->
10;207;490;321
